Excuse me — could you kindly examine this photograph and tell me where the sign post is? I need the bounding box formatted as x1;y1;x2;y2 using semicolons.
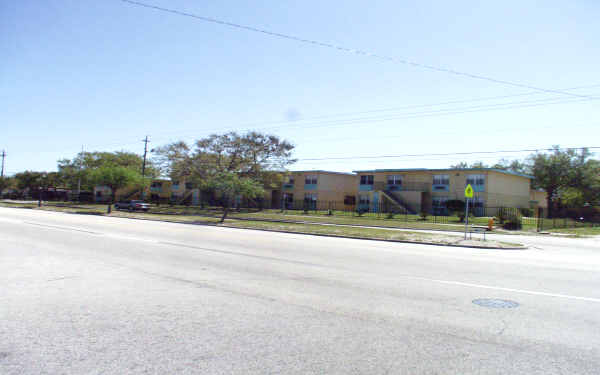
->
464;184;474;239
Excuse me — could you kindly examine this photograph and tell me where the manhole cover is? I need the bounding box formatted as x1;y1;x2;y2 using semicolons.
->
472;298;519;308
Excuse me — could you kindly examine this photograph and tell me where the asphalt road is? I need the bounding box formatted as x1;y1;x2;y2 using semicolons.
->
1;207;599;374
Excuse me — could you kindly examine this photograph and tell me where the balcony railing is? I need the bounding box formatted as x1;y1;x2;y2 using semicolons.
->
283;183;294;189
385;182;430;192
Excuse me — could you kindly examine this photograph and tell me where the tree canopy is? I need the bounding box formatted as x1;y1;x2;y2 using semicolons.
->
88;164;145;203
528;147;600;215
152;131;295;212
58;151;157;191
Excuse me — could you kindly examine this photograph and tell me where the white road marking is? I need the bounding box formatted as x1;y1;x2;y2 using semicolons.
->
7;213;600;303
412;276;600;303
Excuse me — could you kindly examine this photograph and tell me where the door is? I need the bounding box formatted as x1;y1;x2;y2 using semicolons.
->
372;192;379;212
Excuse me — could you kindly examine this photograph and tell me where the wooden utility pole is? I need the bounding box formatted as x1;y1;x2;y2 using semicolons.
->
1;150;5;178
142;136;149;179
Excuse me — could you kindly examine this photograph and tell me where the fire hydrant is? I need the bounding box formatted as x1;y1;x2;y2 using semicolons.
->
488;217;494;231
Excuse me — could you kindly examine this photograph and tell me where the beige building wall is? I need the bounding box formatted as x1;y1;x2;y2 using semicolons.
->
282;171;357;204
530;190;548;209
355;169;533;213
485;172;531;207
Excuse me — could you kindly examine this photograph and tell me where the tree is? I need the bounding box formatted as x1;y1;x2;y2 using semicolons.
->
449;161;488;169
206;172;264;222
527;146;596;217
491;158;530;174
89;165;145;212
13;171;45;193
58;151;158;191
449;162;469;169
0;177;13;197
153;131;296;208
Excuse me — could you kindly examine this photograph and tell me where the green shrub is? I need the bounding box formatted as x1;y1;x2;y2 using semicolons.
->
496;207;510;224
519;208;533;217
419;211;428;220
445;199;466;222
386;212;394;219
503;212;523;230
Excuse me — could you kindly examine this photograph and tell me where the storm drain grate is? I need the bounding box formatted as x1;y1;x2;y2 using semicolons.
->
472;298;519;308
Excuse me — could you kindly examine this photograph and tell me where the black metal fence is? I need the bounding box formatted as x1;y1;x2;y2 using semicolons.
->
254;200;600;231
5;194;599;232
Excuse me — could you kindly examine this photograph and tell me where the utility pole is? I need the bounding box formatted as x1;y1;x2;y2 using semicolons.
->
1;150;5;178
142;136;150;179
141;136;150;200
77;145;84;198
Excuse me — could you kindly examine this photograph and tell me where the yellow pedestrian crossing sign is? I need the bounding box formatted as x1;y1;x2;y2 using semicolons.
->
465;184;474;198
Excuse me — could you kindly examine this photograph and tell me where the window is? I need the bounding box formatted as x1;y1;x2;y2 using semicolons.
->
305;175;317;185
304;193;317;209
304;193;317;202
360;175;374;185
432;175;449;185
96;191;102;197
359;194;370;205
344;195;356;205
466;174;485;186
283;193;294;209
471;197;485;208
287;176;295;184
151;182;162;188
185;182;194;190
387;175;402;185
432;197;448;208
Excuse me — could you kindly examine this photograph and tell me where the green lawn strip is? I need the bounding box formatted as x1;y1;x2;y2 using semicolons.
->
0;201;523;247
546;226;600;237
228;211;493;232
0;201;536;235
221;220;522;248
110;211;220;224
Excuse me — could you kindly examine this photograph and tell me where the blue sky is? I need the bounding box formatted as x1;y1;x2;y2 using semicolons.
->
1;0;599;175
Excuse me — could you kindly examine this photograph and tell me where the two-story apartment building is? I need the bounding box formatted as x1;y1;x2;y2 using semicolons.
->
353;168;534;215
280;170;357;209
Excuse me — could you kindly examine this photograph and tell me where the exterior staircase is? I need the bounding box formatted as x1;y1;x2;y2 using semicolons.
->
381;190;416;214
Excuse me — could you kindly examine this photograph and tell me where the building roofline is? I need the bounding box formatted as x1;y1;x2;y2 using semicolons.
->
290;170;356;176
352;168;533;179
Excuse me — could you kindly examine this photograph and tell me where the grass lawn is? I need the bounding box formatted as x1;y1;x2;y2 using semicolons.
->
546;226;600;237
221;220;522;248
0;201;539;233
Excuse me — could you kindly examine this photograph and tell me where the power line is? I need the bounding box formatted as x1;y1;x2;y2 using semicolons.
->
145;83;600;141
262;96;597;134
23;83;600;157
96;91;597;154
293;146;600;162
119;0;596;99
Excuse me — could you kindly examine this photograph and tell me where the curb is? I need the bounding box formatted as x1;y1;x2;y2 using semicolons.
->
215;224;528;250
0;205;527;250
104;212;527;250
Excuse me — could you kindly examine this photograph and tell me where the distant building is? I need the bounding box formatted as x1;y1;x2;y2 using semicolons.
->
353;168;536;215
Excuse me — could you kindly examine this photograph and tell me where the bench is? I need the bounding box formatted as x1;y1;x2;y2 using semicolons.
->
468;225;488;241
